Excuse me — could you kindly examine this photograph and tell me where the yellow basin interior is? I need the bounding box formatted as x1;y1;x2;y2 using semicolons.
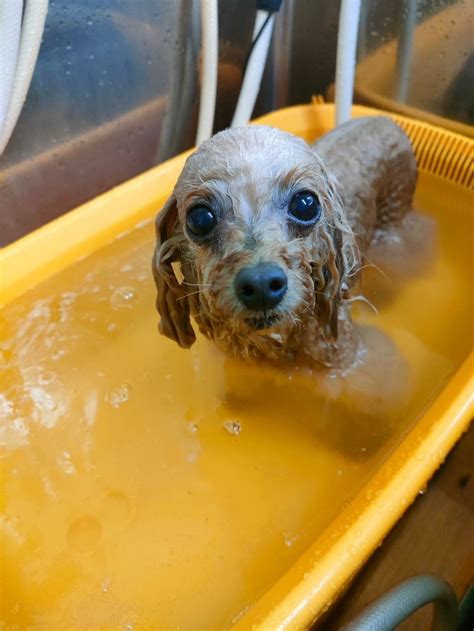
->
0;104;472;630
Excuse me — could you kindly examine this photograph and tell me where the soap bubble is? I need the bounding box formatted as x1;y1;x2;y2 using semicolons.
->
223;420;241;436
110;286;138;310
107;384;131;408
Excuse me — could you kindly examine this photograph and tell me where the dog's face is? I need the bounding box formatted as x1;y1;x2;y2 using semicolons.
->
152;126;357;359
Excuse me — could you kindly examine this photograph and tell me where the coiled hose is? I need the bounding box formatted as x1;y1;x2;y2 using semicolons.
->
344;574;459;631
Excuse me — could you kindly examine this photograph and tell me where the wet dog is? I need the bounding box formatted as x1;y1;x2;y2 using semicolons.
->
152;117;417;369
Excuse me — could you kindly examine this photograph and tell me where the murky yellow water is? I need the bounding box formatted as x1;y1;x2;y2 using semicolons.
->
0;174;472;629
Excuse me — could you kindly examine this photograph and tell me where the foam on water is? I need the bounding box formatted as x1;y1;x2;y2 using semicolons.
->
106;384;131;408
110;286;139;310
223;419;241;436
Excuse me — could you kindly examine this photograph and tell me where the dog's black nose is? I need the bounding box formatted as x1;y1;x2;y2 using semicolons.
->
234;263;288;311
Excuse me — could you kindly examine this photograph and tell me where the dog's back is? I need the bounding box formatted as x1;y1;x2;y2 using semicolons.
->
313;117;417;250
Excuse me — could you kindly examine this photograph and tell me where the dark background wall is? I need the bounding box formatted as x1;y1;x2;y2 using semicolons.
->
1;0;470;245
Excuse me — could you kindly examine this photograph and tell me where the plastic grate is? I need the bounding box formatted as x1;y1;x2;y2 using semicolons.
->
391;115;473;189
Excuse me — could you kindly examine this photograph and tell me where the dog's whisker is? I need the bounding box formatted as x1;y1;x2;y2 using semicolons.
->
181;280;212;288
348;263;373;276
347;294;378;315
177;288;206;301
362;254;390;281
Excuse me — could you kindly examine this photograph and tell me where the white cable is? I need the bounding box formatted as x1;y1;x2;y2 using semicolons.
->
334;0;361;126
0;0;49;156
231;9;275;127
195;0;218;146
0;1;23;138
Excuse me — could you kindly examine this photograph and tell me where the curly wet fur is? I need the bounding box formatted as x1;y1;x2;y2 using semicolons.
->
152;117;417;367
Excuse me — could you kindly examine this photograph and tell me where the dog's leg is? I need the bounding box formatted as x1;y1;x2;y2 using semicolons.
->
368;121;436;279
369;134;436;281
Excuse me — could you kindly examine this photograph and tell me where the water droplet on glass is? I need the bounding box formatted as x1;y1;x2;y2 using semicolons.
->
107;384;131;408
187;422;198;433
223;420;241;436
111;286;138;309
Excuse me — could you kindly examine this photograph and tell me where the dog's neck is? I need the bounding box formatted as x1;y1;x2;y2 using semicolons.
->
299;309;360;370
200;305;359;371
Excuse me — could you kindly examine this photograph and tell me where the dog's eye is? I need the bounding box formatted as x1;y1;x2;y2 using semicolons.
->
288;192;321;224
186;206;217;237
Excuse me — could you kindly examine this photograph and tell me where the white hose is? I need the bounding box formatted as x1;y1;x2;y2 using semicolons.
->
231;9;275;127
0;1;23;138
0;0;49;156
195;0;218;146
396;0;417;103
334;0;361;126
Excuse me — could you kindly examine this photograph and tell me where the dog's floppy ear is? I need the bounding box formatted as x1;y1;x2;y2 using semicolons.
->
327;227;347;339
312;179;358;341
313;228;344;341
152;193;196;348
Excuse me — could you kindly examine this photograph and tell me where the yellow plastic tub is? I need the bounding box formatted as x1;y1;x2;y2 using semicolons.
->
1;103;472;630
